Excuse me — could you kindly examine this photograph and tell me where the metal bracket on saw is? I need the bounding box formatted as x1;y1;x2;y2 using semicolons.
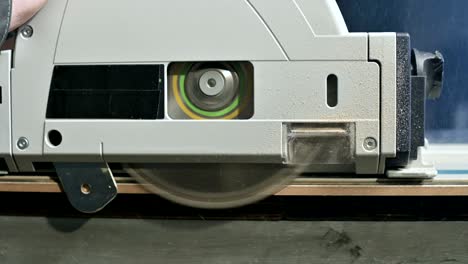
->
54;163;118;213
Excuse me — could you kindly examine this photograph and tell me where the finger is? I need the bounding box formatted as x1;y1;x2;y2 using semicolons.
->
9;0;47;31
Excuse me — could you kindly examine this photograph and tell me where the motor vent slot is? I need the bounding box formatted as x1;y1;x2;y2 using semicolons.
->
46;65;165;119
327;74;338;108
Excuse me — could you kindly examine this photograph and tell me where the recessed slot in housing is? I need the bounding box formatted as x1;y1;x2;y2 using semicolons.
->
327;74;338;107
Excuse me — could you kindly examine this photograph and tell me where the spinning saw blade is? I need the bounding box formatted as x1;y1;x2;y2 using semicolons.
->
124;163;303;209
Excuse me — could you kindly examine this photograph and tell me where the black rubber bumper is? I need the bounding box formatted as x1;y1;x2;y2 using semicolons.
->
386;33;444;169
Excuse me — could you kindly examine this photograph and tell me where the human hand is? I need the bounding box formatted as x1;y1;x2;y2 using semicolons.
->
9;0;47;31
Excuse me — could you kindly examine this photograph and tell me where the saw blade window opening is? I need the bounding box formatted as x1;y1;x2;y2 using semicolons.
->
168;62;254;120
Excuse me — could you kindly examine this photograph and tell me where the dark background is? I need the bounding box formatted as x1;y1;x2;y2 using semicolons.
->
337;0;468;143
3;193;468;264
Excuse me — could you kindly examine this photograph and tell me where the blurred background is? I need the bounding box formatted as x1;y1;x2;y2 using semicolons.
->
337;0;467;143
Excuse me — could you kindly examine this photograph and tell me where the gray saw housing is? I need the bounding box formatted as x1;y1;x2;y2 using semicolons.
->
0;0;444;211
